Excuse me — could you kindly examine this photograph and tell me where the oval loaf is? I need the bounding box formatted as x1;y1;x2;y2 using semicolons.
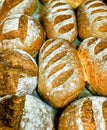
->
41;0;77;43
38;38;85;108
78;37;107;96
77;0;107;41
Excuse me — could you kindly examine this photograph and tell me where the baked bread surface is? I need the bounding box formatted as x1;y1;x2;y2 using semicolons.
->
58;96;107;130
78;37;107;96
0;49;38;96
77;0;107;41
38;38;85;108
41;0;77;43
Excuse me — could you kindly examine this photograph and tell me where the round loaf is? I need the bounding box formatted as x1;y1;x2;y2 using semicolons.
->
78;37;107;96
0;14;45;57
41;0;77;43
65;0;86;9
58;96;107;130
77;0;107;41
0;94;54;130
0;49;38;96
0;0;38;24
38;38;85;108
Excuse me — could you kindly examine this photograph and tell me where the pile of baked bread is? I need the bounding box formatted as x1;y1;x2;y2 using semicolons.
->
0;0;107;129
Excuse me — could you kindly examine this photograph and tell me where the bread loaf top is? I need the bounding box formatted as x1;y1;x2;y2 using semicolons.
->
0;49;38;96
78;37;107;96
0;0;38;24
0;94;53;130
41;0;77;43
0;14;45;56
58;96;107;130
38;38;85;108
77;0;107;40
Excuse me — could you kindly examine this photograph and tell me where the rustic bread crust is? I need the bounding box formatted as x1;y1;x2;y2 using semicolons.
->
38;38;85;108
77;0;107;41
0;14;45;56
0;0;38;24
0;49;38;96
58;96;107;130
78;37;107;96
41;0;77;43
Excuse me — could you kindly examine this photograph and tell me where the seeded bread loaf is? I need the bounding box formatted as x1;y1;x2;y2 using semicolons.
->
77;0;107;41
0;94;54;130
58;96;107;130
0;49;38;96
0;0;38;24
41;0;77;43
78;37;107;96
0;14;45;57
38;38;85;108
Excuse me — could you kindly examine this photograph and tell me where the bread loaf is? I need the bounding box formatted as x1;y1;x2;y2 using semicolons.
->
77;0;107;41
65;0;86;9
58;96;107;130
38;38;85;108
0;0;38;24
0;49;38;96
0;14;45;57
78;37;107;96
0;94;54;130
41;0;77;43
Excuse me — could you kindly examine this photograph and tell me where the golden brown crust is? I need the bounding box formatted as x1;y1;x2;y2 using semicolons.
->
0;14;45;56
38;38;85;108
65;0;86;8
41;0;77;43
0;95;25;130
77;0;107;41
0;0;38;24
0;49;38;96
78;37;107;96
40;0;50;4
58;96;107;130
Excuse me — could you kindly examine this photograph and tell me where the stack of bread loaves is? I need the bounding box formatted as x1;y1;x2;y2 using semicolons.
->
0;0;107;130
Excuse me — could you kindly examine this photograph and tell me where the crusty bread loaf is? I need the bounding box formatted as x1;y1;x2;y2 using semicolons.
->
58;96;107;130
41;0;77;43
0;49;38;96
0;0;38;24
77;0;107;41
0;94;54;130
0;14;45;57
65;0;86;8
78;37;107;96
38;38;85;108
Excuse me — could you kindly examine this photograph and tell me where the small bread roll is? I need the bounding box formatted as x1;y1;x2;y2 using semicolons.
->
65;0;86;9
38;38;85;108
58;96;107;130
78;37;107;96
0;0;38;23
0;14;45;57
0;94;54;130
0;49;38;96
41;0;77;43
77;0;107;41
